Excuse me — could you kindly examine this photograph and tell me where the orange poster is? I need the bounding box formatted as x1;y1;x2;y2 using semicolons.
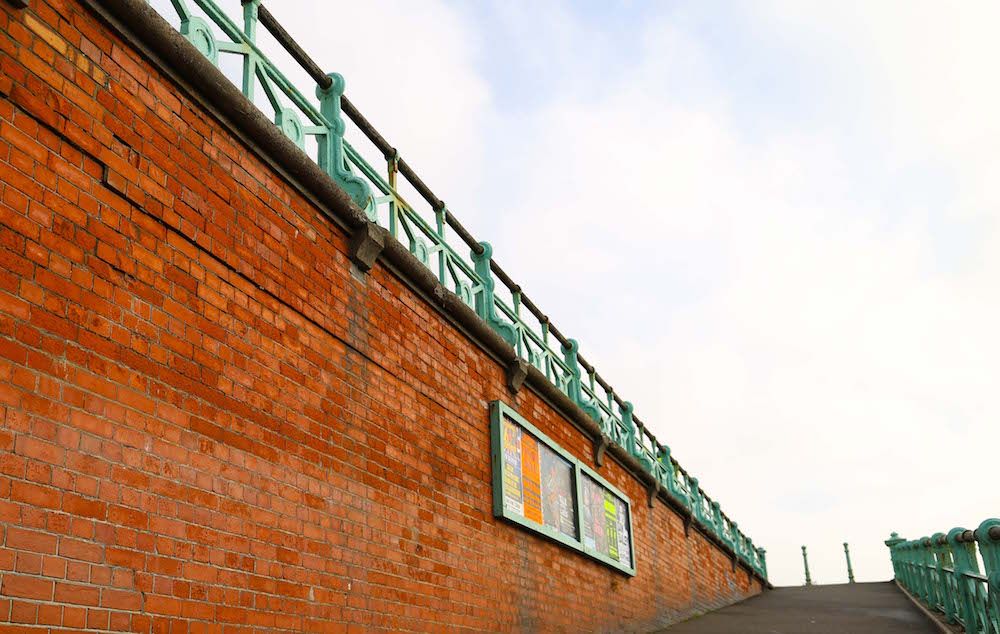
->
521;433;543;524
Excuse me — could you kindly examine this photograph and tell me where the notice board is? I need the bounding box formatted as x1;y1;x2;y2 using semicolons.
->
491;400;635;575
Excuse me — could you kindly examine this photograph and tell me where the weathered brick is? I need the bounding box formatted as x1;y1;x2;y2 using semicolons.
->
58;537;102;563
53;581;99;606
1;574;53;601
5;527;56;555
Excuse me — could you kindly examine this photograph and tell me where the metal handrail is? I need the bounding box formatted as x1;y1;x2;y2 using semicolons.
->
886;521;1000;633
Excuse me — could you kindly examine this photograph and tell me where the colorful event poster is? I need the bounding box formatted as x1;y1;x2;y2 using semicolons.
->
581;475;608;555
580;476;596;550
604;490;620;561
540;443;576;538
614;497;631;566
501;416;524;516
521;433;543;524
580;473;631;563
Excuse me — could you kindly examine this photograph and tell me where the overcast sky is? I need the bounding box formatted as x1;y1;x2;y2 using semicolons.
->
160;0;1000;587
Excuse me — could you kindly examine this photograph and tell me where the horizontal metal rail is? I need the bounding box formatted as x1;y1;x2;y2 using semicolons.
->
886;520;1000;633
150;0;767;579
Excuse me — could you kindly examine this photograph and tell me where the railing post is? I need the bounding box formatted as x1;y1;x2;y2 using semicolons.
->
712;501;724;539
620;401;637;458
975;518;1000;630
240;0;260;99
947;527;980;632
746;537;757;571
802;545;813;586
470;242;517;348
918;536;935;607
844;542;855;583
908;539;927;602
898;541;911;592
315;73;373;213
885;532;905;582
906;539;927;602
688;477;703;524
912;540;926;602
911;539;925;604
758;547;768;579
562;339;602;424
931;532;957;623
659;444;682;503
896;541;909;590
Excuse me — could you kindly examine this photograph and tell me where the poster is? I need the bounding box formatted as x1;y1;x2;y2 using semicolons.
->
521;432;543;524
539;443;575;538
581;475;607;554
580;473;631;563
501;416;524;515
614;496;631;566
604;490;620;561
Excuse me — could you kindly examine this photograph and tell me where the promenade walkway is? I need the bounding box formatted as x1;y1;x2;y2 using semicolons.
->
656;582;942;633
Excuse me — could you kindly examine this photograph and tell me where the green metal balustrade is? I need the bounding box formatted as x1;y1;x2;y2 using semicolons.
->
886;519;1000;633
149;0;767;580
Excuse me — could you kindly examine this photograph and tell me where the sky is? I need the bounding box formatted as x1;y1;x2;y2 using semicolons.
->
155;1;1000;587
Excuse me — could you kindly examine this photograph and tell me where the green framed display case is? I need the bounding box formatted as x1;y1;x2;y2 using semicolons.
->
490;400;637;576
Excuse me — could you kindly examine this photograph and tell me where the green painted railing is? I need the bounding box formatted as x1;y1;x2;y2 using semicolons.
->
149;0;767;579
886;520;1000;633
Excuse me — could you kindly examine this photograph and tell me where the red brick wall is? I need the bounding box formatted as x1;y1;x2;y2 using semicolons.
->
0;1;762;631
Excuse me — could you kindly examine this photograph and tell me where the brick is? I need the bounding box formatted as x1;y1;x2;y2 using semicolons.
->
58;537;103;563
5;527;57;555
100;588;141;610
0;292;29;320
1;574;53;600
10;482;59;509
13;436;64;466
9;599;37;624
61;492;106;520
54;581;100;606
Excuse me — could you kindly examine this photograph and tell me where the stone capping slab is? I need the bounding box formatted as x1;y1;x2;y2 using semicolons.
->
83;0;768;588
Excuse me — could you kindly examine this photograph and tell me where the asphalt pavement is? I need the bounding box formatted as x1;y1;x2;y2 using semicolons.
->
654;582;942;634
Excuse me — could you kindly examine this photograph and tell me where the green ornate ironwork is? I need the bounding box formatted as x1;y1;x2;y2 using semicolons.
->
170;0;374;213
886;520;1000;633
149;0;767;580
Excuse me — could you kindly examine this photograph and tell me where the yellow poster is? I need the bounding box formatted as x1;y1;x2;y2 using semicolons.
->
501;417;523;515
604;491;620;561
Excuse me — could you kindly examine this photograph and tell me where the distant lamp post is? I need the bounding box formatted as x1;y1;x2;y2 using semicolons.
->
844;542;856;583
802;545;813;586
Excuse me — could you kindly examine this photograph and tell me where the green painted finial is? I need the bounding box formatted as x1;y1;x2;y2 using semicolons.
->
802;545;813;586
843;542;855;583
